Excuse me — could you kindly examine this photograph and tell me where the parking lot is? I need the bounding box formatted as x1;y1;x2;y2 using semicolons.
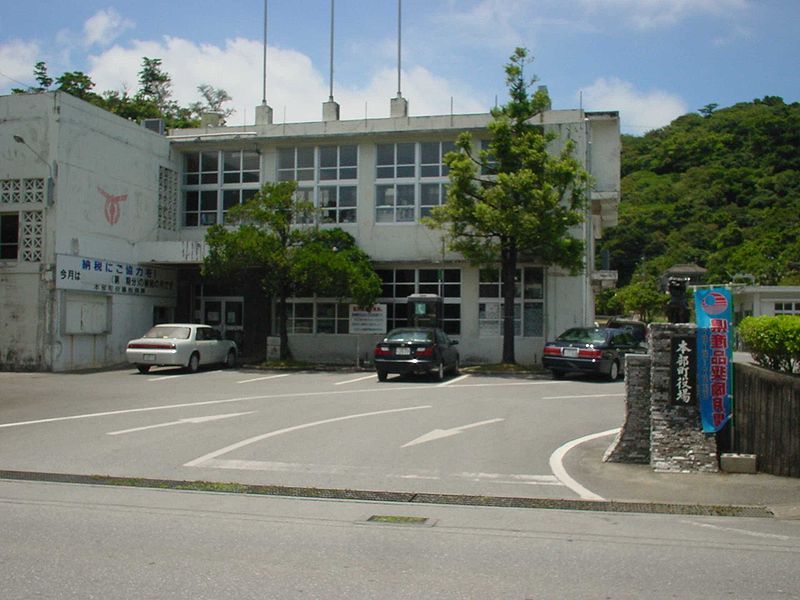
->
0;367;625;500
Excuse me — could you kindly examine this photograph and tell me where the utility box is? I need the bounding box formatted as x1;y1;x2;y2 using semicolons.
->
407;294;443;328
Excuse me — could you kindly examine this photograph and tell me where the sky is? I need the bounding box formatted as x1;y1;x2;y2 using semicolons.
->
1;0;798;135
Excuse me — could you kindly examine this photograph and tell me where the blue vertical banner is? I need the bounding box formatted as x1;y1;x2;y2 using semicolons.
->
694;288;733;432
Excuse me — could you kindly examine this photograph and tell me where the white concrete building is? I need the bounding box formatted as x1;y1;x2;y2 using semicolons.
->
1;91;619;371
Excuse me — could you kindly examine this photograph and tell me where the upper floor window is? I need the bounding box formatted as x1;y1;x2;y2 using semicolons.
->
277;145;358;225
182;150;261;227
375;141;454;223
0;213;19;260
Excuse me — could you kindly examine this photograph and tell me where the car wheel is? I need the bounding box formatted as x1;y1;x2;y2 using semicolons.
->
224;349;236;369
451;357;460;376
136;365;151;374
607;360;620;381
552;370;565;380
435;361;445;382
187;352;200;373
377;369;388;382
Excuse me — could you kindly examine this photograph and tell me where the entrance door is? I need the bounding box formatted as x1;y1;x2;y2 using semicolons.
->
201;297;244;347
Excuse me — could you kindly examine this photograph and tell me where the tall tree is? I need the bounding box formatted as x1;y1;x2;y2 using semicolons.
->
137;57;173;115
426;48;589;363
203;181;381;360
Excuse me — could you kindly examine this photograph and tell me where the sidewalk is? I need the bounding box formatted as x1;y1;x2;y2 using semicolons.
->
564;430;800;519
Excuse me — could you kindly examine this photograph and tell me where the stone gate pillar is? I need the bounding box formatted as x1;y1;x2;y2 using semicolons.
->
649;323;719;472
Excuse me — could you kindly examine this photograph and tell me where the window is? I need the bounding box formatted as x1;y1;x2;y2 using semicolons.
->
420;141;454;177
278;145;358;224
376;268;461;334
479;267;544;337
287;301;351;334
0;213;19;260
182;150;261;227
375;141;454;223
775;302;800;316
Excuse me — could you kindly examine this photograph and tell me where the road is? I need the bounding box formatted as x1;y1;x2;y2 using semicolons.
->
3;479;799;599
2;367;800;598
0;368;625;499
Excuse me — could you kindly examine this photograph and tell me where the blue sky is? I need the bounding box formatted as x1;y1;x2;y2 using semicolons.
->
1;0;798;134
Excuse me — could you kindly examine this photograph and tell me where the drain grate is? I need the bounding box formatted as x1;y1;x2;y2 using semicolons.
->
366;515;436;526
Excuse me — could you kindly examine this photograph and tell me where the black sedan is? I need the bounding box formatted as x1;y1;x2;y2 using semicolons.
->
542;327;646;381
374;327;459;382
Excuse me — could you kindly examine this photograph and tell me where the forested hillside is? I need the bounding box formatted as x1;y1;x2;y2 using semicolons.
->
600;97;800;300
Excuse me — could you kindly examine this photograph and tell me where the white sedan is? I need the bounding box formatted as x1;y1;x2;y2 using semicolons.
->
126;323;237;374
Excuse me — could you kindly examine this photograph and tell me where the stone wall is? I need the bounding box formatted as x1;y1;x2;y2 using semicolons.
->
604;323;719;472
604;354;651;464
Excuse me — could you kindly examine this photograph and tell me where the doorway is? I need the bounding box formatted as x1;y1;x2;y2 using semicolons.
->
201;296;244;347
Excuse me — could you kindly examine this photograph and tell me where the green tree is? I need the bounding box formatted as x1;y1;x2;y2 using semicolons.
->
608;275;665;322
191;84;234;122
426;48;589;363
203;181;381;359
137;57;173;115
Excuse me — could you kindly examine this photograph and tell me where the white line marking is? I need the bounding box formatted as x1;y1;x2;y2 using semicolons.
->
184;405;432;467
0;379;568;430
549;428;620;501
437;373;470;387
187;458;564;488
107;411;255;436
402;418;505;448
681;521;792;541
148;373;192;382
542;393;625;400
335;374;377;385
237;374;290;384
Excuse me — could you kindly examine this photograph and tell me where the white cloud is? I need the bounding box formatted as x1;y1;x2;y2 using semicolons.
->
0;39;41;91
87;35;486;124
577;0;748;30
83;8;135;47
580;77;688;133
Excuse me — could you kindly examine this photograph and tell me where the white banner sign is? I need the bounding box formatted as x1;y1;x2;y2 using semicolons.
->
349;304;387;334
56;254;176;298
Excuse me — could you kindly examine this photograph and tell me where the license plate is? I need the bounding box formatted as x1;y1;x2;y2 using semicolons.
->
143;354;156;361
395;347;411;356
562;347;579;358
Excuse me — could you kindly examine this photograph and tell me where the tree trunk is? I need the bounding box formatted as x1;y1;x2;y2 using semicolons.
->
277;290;291;360
501;242;518;364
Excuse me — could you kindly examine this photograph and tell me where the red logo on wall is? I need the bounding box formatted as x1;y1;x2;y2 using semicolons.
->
98;187;128;225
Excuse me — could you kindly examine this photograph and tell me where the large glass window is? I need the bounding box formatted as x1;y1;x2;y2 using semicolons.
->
287;301;351;334
278;145;358;224
376;268;461;334
0;213;19;260
375;140;454;223
182;150;261;226
479;267;544;337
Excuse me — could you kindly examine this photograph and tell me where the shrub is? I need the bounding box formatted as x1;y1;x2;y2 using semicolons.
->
738;315;800;374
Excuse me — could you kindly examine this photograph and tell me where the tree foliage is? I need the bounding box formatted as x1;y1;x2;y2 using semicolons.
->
426;47;589;363
601;96;800;293
12;59;234;129
203;181;381;360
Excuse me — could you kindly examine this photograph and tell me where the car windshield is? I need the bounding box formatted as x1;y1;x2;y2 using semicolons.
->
143;326;191;340
385;329;433;343
555;328;608;345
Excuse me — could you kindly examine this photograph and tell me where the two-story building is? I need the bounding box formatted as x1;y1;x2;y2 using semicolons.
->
1;91;619;371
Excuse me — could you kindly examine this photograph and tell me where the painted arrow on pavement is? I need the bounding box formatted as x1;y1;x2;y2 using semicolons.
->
402;418;505;448
107;412;255;436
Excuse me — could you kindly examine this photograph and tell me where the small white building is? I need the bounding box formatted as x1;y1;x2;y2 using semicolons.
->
1;91;620;371
732;286;800;321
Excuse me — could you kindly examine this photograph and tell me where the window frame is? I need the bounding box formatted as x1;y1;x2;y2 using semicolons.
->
478;266;544;338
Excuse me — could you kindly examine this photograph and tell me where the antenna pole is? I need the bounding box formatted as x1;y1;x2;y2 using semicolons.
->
329;0;335;101
262;0;268;104
397;0;402;96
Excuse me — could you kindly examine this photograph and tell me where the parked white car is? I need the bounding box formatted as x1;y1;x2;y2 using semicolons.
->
126;324;237;374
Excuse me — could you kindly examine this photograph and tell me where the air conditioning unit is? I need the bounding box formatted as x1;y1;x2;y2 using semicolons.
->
142;118;165;135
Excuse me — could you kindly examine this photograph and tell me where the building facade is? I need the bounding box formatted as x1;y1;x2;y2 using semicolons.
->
1;91;619;371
